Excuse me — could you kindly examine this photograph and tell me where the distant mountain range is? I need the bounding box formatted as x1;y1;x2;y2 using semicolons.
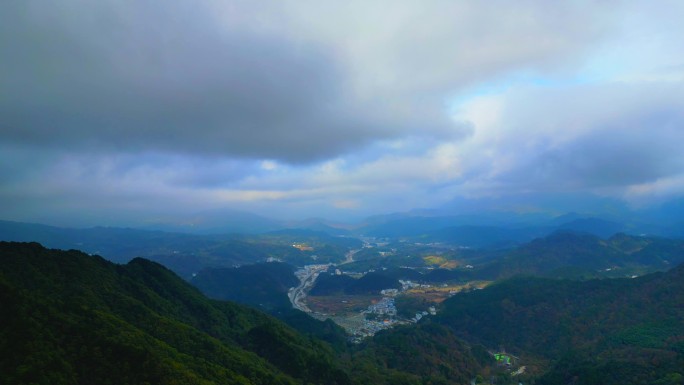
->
11;196;684;237
6;200;684;252
473;231;684;280
3;218;683;285
357;214;634;248
0;220;359;278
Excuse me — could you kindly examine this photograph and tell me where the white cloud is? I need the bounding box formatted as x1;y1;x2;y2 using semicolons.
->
450;79;684;198
625;174;684;204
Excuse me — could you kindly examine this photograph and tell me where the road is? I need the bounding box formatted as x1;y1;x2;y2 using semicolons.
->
288;264;330;313
288;247;364;312
340;248;361;265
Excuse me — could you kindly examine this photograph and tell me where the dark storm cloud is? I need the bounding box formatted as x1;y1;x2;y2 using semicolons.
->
0;1;461;163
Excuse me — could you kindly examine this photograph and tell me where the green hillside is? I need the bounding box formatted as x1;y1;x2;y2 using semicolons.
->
0;242;349;385
351;323;487;385
435;263;684;384
474;231;684;280
0;221;358;278
191;262;298;311
310;272;401;296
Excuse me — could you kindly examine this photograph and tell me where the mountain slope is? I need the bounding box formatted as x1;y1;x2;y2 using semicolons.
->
191;262;298;311
0;220;350;278
477;231;684;279
310;272;401;296
435;263;684;383
352;323;486;385
0;242;350;385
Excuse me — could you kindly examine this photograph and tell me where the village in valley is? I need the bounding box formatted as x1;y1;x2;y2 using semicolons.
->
287;238;488;342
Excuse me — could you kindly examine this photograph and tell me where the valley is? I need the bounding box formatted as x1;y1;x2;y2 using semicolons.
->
290;260;488;341
2;217;684;384
289;263;331;313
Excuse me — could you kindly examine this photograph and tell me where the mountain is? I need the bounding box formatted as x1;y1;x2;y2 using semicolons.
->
360;215;477;238
557;217;626;238
145;208;429;236
434;263;684;384
191;262;298;311
283;218;354;236
474;231;684;280
357;204;684;249
356;214;630;249
0;220;183;261
375;267;425;281
351;323;487;385
0;220;356;278
310;272;401;296
425;225;549;249
0;242;350;385
140;208;284;234
189;261;352;348
309;273;357;296
0;219;233;266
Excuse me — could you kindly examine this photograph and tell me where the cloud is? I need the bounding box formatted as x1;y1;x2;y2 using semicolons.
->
2;0;684;224
284;0;616;91
1;1;352;162
626;174;684;203
0;0;474;163
452;80;684;198
1;0;618;164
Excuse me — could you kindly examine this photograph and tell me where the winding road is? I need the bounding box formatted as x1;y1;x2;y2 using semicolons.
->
288;247;363;312
288;264;329;313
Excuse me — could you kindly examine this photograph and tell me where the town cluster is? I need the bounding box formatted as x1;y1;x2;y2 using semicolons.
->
348;286;438;342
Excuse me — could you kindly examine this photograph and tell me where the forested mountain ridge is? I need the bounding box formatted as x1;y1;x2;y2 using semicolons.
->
309;271;401;296
0;220;359;278
191;262;298;311
435;262;684;384
474;231;684;280
0;242;350;385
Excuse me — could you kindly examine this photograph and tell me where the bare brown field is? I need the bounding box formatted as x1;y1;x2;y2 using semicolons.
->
404;281;491;303
306;295;380;315
328;313;367;332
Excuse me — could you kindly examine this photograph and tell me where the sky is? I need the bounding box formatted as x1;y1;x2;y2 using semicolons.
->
2;1;684;226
